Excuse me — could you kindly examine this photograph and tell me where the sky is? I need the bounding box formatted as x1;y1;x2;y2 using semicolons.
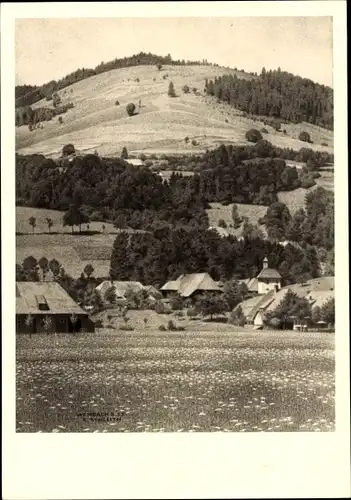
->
15;17;333;87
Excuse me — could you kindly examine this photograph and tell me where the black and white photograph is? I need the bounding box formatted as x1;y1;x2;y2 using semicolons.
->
2;1;350;499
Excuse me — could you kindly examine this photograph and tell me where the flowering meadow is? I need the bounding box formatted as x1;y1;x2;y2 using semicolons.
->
16;330;335;433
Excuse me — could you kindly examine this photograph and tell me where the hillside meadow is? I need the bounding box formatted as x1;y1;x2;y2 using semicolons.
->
16;64;334;157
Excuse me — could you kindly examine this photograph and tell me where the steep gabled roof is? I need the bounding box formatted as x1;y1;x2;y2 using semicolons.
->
306;290;334;309
16;281;86;315
161;273;222;297
96;281;144;298
257;268;282;280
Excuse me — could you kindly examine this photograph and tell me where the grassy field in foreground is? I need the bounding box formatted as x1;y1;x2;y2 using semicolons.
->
16;330;334;433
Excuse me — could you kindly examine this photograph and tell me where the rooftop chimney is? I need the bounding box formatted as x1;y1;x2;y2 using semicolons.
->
263;257;268;269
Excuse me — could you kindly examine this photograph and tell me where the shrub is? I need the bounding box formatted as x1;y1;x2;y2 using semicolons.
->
155;301;165;314
115;100;120;106
62;143;75;156
168;81;176;97
182;85;190;94
126;103;136;116
191;139;198;146
184;136;189;143
159;324;167;331
269;317;281;328
299;131;312;143
229;306;246;326
283;129;287;134
225;119;228;123
135;78;140;83
246;129;263;143
300;175;316;189
187;308;198;318
175;310;184;318
58;116;63;124
170;293;183;311
120;325;134;331
157;63;162;71
321;141;328;147
218;219;227;228
167;320;177;331
261;127;268;134
94;319;103;329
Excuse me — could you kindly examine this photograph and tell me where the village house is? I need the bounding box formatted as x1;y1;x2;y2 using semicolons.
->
238;256;282;295
16;281;95;334
126;158;144;167
256;257;282;295
235;276;334;330
161;273;222;299
95;280;145;304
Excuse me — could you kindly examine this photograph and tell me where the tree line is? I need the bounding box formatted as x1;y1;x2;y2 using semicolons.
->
16;141;325;227
110;227;321;287
205;68;333;130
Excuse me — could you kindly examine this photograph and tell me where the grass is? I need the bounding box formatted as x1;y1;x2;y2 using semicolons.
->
16;206;147;277
16;206;116;234
16;233;113;278
16;64;333;157
16;329;335;433
206;202;267;237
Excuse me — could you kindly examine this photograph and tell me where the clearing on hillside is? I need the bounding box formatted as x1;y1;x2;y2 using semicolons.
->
16;65;333;157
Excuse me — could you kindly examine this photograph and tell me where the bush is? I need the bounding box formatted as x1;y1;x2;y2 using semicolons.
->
299;131;312;143
182;85;190;94
184;136;189;143
120;325;134;331
58;116;63;124
300;176;316;189
229;306;246;326
191;139;198;146
155;301;165;314
62;143;75;156
246;129;263;143
115;100;120;106
261;128;268;134
167;320;183;331
321;142;328;147
170;293;183;311
269;317;281;329
159;324;167;331
126;103;136;116
175;310;184;318
168;81;176;98
187;308;198;318
283;129;287;134
218;219;227;228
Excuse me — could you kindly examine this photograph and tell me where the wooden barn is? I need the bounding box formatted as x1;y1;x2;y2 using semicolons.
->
161;273;222;299
16;281;95;334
